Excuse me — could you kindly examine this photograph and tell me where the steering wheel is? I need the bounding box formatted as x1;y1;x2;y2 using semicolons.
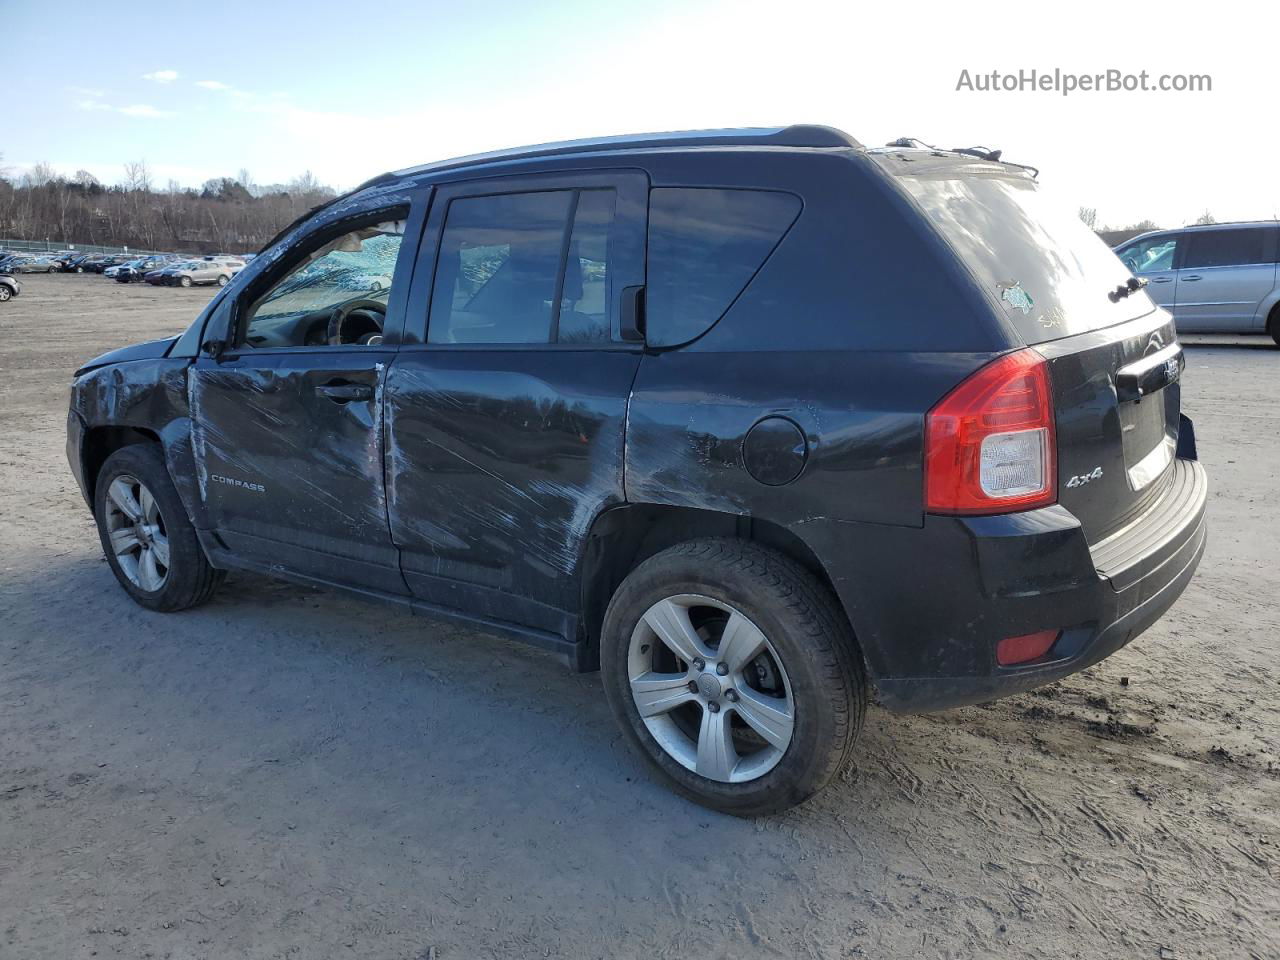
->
327;298;387;346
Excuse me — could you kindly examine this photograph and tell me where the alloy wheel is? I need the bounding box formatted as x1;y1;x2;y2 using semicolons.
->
627;594;795;783
104;474;171;592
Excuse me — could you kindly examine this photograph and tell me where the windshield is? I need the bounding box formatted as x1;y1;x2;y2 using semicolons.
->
881;157;1154;344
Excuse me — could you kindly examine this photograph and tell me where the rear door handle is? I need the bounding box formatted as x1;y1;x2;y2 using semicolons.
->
316;381;373;403
1181;275;1201;282
1149;276;1173;283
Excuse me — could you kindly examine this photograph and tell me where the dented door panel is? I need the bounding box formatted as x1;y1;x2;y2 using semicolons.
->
189;350;405;594
384;350;640;630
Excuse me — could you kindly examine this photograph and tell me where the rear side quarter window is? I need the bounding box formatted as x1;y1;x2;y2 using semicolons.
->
645;188;801;347
1180;228;1272;269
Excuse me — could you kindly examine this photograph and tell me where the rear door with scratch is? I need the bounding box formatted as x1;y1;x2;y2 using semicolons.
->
385;170;647;635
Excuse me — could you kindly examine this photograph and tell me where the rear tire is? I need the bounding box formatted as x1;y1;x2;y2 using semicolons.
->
601;538;866;816
180;276;192;288
1268;304;1280;347
94;444;224;611
0;286;10;302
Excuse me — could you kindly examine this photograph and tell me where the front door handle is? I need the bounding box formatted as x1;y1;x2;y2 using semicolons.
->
316;381;373;403
1181;275;1202;282
1149;276;1173;283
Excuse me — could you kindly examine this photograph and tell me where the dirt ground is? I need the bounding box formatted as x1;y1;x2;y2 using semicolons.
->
0;273;1276;960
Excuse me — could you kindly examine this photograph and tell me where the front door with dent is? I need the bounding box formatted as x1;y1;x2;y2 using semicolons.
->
191;199;423;594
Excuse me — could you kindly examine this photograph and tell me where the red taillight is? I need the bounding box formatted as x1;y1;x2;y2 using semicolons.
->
925;349;1056;515
997;629;1061;666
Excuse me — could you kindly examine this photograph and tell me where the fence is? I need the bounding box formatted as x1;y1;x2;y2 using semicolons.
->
0;238;168;257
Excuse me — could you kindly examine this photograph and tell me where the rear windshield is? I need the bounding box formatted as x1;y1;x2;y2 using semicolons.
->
884;158;1151;344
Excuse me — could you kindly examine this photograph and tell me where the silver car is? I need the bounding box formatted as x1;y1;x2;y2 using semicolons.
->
167;259;245;287
1116;222;1280;344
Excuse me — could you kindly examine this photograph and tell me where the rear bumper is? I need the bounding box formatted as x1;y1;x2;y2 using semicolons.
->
802;457;1208;713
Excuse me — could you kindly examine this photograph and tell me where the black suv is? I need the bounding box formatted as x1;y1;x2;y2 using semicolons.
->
67;126;1207;814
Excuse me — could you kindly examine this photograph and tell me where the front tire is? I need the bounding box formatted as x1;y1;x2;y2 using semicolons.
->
0;286;10;302
180;276;192;288
1268;303;1280;348
601;539;866;816
94;444;223;611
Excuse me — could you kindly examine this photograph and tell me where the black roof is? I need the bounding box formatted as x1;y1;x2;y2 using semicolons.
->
392;125;862;178
261;126;862;254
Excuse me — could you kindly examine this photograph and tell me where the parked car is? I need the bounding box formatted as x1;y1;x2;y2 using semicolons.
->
67;126;1207;814
336;270;392;291
60;255;94;273
9;256;60;274
1115;222;1280;343
164;259;243;287
88;255;130;274
143;265;177;285
0;274;19;301
114;256;173;283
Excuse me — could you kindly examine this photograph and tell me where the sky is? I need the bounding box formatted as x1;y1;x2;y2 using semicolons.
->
4;0;1276;230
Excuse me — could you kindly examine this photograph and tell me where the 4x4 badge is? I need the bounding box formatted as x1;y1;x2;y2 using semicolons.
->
998;281;1035;315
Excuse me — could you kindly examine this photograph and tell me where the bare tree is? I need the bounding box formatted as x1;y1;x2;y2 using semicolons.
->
1078;206;1097;230
123;160;152;193
26;162;56;188
1194;210;1216;225
0;168;336;251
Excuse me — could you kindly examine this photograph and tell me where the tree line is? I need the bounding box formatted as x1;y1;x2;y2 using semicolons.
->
0;157;338;254
1079;206;1220;236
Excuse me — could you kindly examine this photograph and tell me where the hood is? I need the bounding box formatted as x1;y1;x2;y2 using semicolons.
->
75;336;178;376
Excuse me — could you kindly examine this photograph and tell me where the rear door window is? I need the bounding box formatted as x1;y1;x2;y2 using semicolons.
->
645;188;801;347
1180;228;1271;269
428;189;619;345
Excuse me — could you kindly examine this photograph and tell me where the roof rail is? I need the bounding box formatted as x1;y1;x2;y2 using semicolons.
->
393;125;861;178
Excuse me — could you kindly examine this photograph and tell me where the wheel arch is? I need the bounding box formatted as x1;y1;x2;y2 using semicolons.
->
81;425;163;504
578;503;853;669
1265;293;1280;336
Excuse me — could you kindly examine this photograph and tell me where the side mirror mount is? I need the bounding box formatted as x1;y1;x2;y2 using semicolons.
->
199;302;233;360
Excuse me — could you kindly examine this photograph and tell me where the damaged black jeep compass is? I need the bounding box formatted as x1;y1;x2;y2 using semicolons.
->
68;126;1207;814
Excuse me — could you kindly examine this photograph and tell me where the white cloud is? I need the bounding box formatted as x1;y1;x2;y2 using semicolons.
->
75;98;174;119
195;80;231;91
142;70;179;83
117;104;172;118
69;86;106;98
